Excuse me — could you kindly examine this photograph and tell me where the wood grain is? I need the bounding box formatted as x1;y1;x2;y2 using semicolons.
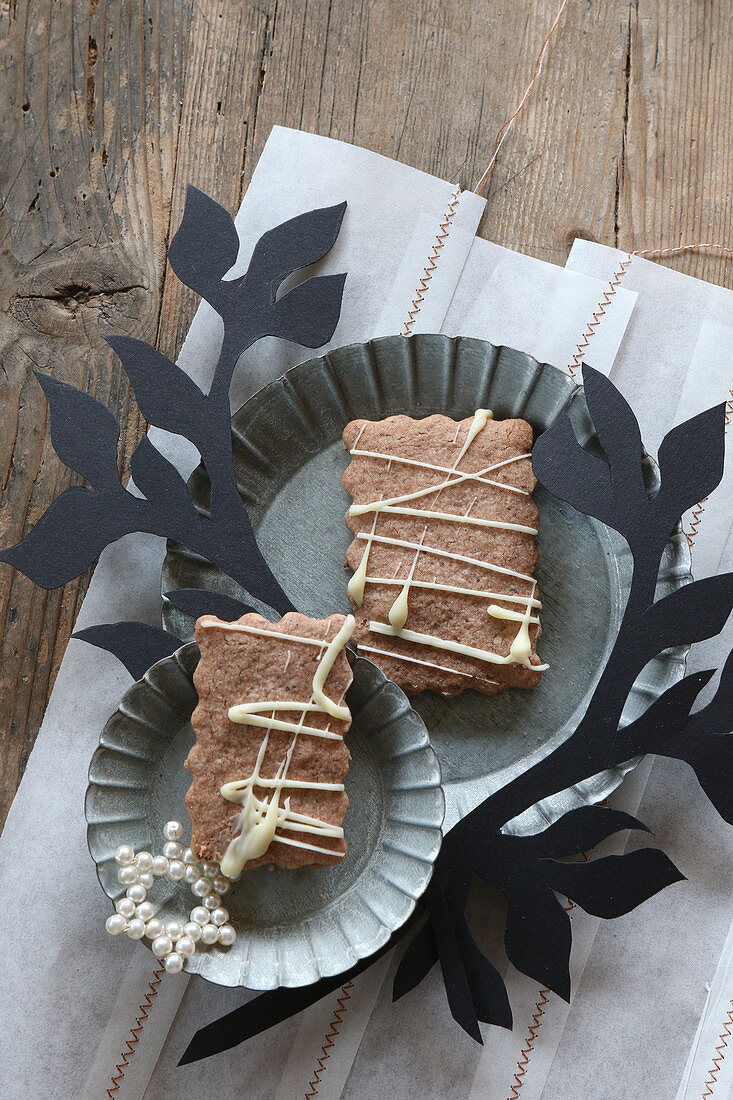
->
0;0;731;829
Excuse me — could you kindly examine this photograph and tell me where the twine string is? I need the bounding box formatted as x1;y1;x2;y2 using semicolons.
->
474;0;569;198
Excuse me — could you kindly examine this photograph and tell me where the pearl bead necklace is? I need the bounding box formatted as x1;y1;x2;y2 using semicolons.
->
105;820;237;973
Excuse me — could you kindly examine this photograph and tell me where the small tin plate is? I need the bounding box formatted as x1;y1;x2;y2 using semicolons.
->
86;648;444;988
162;334;691;836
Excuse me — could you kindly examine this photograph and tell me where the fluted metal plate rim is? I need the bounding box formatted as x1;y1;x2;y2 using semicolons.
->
86;645;444;989
161;334;691;838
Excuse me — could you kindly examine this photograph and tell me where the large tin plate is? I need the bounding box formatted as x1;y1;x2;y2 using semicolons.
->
86;648;444;988
162;334;691;836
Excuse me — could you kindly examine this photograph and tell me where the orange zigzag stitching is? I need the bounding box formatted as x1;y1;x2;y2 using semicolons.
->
507;989;550;1100
107;960;166;1098
687;388;731;548
568;255;633;378
506;887;580;1097
304;981;354;1099
702;1000;733;1097
401;187;462;336
687;498;708;548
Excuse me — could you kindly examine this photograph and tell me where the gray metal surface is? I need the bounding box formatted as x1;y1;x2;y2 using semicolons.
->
86;647;444;988
162;334;691;837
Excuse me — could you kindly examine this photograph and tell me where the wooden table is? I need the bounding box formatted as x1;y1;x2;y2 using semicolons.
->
0;0;731;829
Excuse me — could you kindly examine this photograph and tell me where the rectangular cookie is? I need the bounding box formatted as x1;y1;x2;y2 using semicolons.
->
342;411;546;697
186;611;354;873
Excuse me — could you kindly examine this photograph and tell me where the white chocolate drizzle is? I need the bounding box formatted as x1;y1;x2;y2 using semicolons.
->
345;410;545;674
368;621;549;671
364;504;538;535
348;451;531;505
355;531;534;584
364;576;541;610
198;615;355;875
357;643;500;686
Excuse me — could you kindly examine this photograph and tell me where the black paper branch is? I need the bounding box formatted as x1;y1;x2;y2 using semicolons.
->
180;362;733;1065
0;188;347;617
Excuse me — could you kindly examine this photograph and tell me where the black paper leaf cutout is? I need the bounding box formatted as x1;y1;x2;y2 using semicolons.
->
164;588;254;622
178;925;403;1065
0;486;122;588
532;365;648;539
273;273;348;348
646;655;733;824
504;886;572;1000
168;186;240;307
513;806;652;858
130;436;194;516
535;367;728;558
393;920;439;1001
246;202;347;290
655;404;726;525
73;621;183;680
36;373;121;490
425;883;484;1042
531;414;616;527
641;573;733;655
681;738;733;827
451;915;512;1028
582;365;645;500
546;849;685;918
106;336;207;442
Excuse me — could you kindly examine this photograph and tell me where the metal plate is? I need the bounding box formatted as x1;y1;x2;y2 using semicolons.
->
86;647;444;988
162;334;692;835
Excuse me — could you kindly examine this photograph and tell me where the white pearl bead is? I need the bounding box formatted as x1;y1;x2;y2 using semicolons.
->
213;876;230;895
145;918;164;940
135;851;153;873
106;914;127;936
164;952;183;973
163;820;183;841
126;883;146;904
201;861;219;878
217;924;236;947
204;893;221;911
152;855;169;876
184;865;199;884
176;935;195;958
136;901;155;923
200;923;219;945
183;921;202;943
166;921;183;941
191;906;210;926
117;865;137;886
126;918;146;940
210;907;229;927
163;841;183;860
167;860;185;882
115;845;135;866
152;935;173;958
116;897;136;919
192;878;212;898
228;872;241;883
138;872;154;890
183;848;197;865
